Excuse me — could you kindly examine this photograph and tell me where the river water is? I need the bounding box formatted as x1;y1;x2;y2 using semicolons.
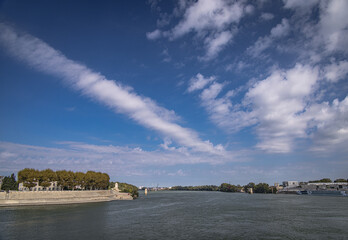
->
1;191;347;239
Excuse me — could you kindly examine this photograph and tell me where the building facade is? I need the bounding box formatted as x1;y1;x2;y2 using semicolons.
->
282;181;299;188
18;181;61;191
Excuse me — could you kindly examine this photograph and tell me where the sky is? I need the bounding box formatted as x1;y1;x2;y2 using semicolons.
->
0;0;347;187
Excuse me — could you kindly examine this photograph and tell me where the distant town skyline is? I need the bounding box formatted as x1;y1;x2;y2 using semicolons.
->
0;0;347;186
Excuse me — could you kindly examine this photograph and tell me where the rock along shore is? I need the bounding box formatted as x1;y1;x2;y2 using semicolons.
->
0;190;133;206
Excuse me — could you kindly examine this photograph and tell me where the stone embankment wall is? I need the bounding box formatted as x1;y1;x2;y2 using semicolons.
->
0;190;133;206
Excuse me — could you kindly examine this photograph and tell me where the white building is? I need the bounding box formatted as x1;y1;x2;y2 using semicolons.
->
18;181;61;191
282;181;299;188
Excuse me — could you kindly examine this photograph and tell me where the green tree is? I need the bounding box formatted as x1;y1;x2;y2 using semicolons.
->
18;168;38;189
1;173;18;191
75;172;86;190
117;182;139;198
39;169;57;188
243;182;255;192
254;183;270;193
309;178;332;183
334;178;347;182
56;170;70;190
85;171;97;190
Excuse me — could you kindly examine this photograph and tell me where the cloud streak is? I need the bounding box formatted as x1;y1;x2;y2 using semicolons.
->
0;141;241;176
0;23;224;155
147;0;251;60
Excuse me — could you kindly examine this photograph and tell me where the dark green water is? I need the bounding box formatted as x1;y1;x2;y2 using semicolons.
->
1;191;347;239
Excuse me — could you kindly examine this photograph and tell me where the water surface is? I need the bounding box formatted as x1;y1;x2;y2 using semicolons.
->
1;191;347;239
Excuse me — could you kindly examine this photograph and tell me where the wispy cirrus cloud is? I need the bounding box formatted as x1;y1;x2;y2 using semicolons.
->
146;0;252;60
0;141;242;177
246;18;290;58
0;23;225;155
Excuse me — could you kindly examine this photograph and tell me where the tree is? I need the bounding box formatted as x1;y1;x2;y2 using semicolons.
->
39;169;57;188
243;182;255;192
1;173;18;191
254;183;270;193
85;171;96;190
18;168;38;189
56;170;70;190
309;178;332;183
117;182;139;198
334;178;347;183
75;172;86;190
219;183;240;192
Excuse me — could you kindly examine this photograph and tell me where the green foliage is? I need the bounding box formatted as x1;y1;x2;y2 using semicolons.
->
18;168;38;188
309;178;332;183
75;172;86;189
254;183;271;193
116;182;139;198
18;168;110;190
1;173;18;191
39;169;57;188
219;183;241;192
243;182;255;192
334;178;347;182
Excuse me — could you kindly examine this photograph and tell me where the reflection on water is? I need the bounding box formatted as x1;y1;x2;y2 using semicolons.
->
1;191;347;239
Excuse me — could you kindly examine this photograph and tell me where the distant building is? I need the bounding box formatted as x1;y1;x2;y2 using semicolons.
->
282;181;299;188
18;181;61;191
306;182;348;190
274;183;283;191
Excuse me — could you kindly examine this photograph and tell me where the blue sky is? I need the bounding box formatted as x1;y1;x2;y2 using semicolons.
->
0;0;347;187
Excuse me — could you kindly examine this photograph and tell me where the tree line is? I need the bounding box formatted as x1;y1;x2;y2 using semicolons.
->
18;168;110;190
309;178;348;183
171;182;277;194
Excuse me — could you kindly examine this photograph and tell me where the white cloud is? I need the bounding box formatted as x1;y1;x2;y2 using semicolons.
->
168;169;186;176
201;82;224;101
170;0;244;39
282;0;348;60
247;18;290;57
148;0;250;60
306;97;348;152
323;60;348;82
146;29;162;40
246;36;272;58
0;23;224;155
270;19;290;38
187;73;215;92
202;30;233;61
318;0;348;54
260;12;274;21
283;0;320;10
192;63;348;153
0;141;242;176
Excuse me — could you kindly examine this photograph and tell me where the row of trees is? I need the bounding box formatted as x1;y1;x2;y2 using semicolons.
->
18;168;110;190
309;178;348;183
171;182;277;194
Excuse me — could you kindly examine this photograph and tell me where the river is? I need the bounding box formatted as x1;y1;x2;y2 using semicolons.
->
1;191;347;239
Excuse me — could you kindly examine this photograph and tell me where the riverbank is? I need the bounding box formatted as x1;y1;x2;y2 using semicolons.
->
0;190;133;206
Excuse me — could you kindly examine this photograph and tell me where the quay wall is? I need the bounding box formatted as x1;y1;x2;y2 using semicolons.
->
0;190;133;206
